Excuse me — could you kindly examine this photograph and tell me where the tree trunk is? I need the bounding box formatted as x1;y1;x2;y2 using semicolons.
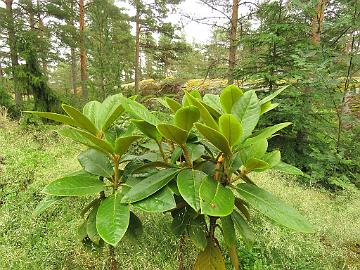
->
311;0;327;45
227;0;239;85
5;0;22;105
134;0;141;94
70;46;78;95
79;0;88;99
36;0;48;75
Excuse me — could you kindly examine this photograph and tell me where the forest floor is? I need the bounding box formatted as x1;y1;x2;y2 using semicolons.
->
0;117;359;270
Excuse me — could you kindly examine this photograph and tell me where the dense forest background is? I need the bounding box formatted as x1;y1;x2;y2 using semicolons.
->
0;0;359;189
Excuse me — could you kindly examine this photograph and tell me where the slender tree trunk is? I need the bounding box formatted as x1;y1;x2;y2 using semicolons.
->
70;47;78;94
79;0;88;99
36;0;47;75
311;0;327;45
227;0;239;85
5;0;22;105
134;0;141;94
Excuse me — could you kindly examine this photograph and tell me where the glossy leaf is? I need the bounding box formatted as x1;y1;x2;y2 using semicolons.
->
121;168;178;203
195;123;231;157
259;85;288;105
219;114;242;146
43;171;105;196
194;239;226;270
96;193;130;246
203;94;223;116
235;183;314;233
165;97;182;113
133;187;176;212
83;101;101;126
24;111;77;126
78;149;113;178
187;144;205;161
221;215;237;247
231;90;261;140
131;119;162;141
87;206;100;245
244;158;270;172
199;177;234;216
62;104;99;135
262;150;281;167
177;169;207;212
185;91;219;130
98;94;124;131
157;124;188;145
32;196;63;216
243;122;291;146
115;135;142;156
220;85;243;113
260;101;279;115
231;210;255;246
188;216;207;251
59;127;114;154
239;139;268;164
273;161;303;175
119;96;159;125
174;106;200;131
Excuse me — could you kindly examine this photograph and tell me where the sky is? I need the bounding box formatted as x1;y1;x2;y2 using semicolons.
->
115;0;225;44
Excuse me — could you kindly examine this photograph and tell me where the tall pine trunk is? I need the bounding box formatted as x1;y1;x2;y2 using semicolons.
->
79;0;88;99
311;0;327;45
5;0;22;105
227;0;239;85
134;0;141;94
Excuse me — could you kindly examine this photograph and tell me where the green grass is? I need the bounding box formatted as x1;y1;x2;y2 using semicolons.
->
0;118;359;269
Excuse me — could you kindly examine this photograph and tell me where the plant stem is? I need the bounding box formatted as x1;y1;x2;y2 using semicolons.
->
156;140;168;162
177;233;186;270
109;245;118;270
113;155;120;191
180;144;192;168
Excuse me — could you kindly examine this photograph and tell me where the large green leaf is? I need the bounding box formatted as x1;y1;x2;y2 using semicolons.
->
260;101;279;115
96;193;130;246
98;94;125;131
121;168;179;203
43;171;105;196
262;150;281;167
87;205;100;245
231;210;255;246
32;196;63;216
187;216;207;251
131;119;162;141
165;97;182;113
235;183;314;233
239;139;268;164
199;177;234;216
132;187;176;212
174;106;200;131
194;239;226;270
244;158;270;172
219;114;242;146
185;91;219;130
203;94;223;116
243;122;291;146
119;96;159;125
195;123;231;157
157;123;188;145
177;169;207;212
273;161;303;175
231;90;261;140
59;127;114;154
114;135;142;156
24;111;77;126
220;85;243;113
62;104;99;135
78;149;113;178
187;144;205;161
220;215;237;247
259;85;288;105
83;101;101;125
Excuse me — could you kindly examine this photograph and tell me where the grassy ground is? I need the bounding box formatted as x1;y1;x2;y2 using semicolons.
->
0;118;359;270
